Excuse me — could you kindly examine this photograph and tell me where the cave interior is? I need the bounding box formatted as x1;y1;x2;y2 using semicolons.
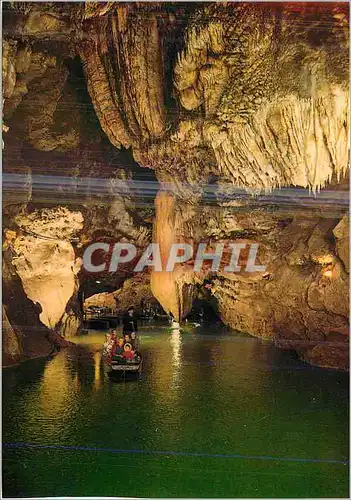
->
2;1;349;371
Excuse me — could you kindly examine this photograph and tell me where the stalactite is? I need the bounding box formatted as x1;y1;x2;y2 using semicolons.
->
80;5;167;149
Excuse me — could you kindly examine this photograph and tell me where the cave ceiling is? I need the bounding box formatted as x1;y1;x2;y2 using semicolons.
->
3;2;349;195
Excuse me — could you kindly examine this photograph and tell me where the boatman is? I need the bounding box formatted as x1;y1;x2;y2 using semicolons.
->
122;306;138;336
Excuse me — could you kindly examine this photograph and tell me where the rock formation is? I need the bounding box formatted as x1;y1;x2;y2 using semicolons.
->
9;207;83;329
84;273;158;316
2;2;349;369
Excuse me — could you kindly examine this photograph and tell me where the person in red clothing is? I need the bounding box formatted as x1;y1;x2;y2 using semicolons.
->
111;337;124;359
122;342;134;360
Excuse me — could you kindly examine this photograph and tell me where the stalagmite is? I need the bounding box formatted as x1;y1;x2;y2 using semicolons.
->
151;191;196;321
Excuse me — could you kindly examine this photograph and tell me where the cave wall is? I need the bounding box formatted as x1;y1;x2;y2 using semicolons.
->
214;214;349;370
80;2;349;192
3;247;71;366
148;190;349;369
8;207;83;328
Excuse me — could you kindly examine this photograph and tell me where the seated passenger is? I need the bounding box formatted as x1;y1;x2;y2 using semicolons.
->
103;332;116;358
116;337;124;354
122;343;134;360
130;332;139;350
123;333;131;344
112;337;124;357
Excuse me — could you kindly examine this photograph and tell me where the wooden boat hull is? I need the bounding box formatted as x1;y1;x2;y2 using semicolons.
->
109;362;141;372
106;356;143;377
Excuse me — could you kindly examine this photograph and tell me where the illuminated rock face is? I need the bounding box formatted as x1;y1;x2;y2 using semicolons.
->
9;208;83;330
80;2;349;194
12;237;78;328
80;5;166;149
150;191;196;321
150;194;349;369
171;4;349;192
3;250;72;366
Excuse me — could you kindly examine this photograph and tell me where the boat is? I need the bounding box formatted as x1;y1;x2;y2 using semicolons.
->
109;356;142;372
102;333;142;378
105;354;143;378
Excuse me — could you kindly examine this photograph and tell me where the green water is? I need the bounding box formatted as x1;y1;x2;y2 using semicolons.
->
3;326;349;498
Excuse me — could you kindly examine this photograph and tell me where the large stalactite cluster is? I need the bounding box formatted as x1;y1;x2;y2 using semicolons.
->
2;2;349;369
81;3;167;148
80;2;349;191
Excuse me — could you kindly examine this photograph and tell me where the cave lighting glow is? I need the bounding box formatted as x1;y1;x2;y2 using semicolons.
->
323;269;333;278
170;329;181;366
94;351;102;390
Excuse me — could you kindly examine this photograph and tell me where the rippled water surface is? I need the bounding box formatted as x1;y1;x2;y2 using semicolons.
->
3;325;349;498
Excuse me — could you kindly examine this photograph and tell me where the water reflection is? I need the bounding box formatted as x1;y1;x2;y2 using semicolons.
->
170;328;182;388
3;327;348;499
93;351;102;391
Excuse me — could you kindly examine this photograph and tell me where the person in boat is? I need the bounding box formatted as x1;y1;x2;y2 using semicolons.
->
122;306;138;335
112;337;124;357
122;342;135;360
123;333;131;345
130;332;139;350
103;331;116;357
117;337;125;353
130;332;141;360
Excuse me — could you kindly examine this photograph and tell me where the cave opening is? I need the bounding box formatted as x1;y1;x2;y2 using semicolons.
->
185;298;224;326
80;282;120;330
79;281;118;310
80;276;169;331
